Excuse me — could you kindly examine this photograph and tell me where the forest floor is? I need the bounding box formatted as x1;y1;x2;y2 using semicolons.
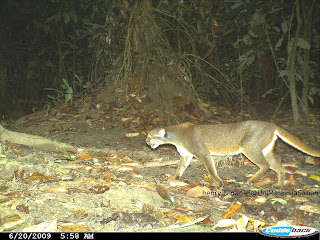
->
0;87;319;232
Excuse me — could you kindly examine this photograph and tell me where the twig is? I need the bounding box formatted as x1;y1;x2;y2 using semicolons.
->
144;215;208;232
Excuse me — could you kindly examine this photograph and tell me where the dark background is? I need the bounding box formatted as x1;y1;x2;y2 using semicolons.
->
0;0;319;123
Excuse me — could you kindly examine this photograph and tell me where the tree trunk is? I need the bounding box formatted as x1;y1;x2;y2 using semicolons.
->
287;0;302;125
0;65;9;116
300;0;315;120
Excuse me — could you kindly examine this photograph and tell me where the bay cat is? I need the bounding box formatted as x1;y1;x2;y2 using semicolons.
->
146;121;320;188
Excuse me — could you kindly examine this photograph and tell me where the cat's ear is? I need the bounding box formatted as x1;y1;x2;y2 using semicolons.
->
156;128;166;138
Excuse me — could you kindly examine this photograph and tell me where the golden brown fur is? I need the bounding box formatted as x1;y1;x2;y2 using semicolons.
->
146;121;320;188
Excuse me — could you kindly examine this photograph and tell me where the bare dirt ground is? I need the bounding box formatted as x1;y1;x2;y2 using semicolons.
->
0;88;319;232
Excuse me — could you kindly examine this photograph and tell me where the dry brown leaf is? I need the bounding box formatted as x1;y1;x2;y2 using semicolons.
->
71;210;88;219
248;218;265;232
174;205;189;212
125;132;139;137
154;210;164;220
175;184;196;193
106;152;119;158
273;212;286;221
0;214;23;231
305;156;320;165
14;169;25;181
58;224;90;232
147;109;159;116
129;183;156;189
142;204;154;214
115;164;139;173
221;204;243;219
5;191;20;196
119;136;130;142
86;119;92;126
211;219;237;231
89;185;109;194
160;218;176;226
44;187;68;193
164;211;175;217
299;205;320;214
144;125;154;132
243;199;261;206
285;166;298;174
76;151;92;161
8;144;21;157
101;168;117;181
197;216;215;226
156;185;174;202
0;197;14;204
91;166;104;173
174;215;196;223
236;214;250;232
16;204;30;214
29;172;48;181
255;197;267;204
240;159;255;166
121;117;131;122
253;176;273;187
291;212;308;226
174;96;183;105
152;118;166;124
285;175;301;186
186;186;211;198
78;166;92;171
122;156;133;163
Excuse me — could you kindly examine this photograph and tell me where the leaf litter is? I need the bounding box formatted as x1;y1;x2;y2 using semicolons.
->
0;87;319;232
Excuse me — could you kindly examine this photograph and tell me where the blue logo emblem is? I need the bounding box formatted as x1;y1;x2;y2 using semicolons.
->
259;226;319;238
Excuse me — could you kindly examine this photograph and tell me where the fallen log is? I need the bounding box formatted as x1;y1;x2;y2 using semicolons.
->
0;124;77;152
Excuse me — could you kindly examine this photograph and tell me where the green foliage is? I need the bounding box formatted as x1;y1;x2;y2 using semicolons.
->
271;198;287;205
1;0;319;112
45;74;87;102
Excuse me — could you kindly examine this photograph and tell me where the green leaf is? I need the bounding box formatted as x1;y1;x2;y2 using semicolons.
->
307;95;314;105
242;34;251;45
295;73;303;82
240;9;247;14
274;26;280;33
63;12;70;25
297;38;310;49
82;18;91;24
61;83;68;90
275;36;284;51
65;92;73;102
279;70;287;78
66;86;73;94
14;119;26;126
309;87;319;96
62;78;69;87
281;21;288;34
70;11;77;24
46;15;57;23
271;198;287;205
55;14;61;23
248;30;258;38
231;2;244;10
44;88;56;91
47;95;56;100
253;12;260;21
